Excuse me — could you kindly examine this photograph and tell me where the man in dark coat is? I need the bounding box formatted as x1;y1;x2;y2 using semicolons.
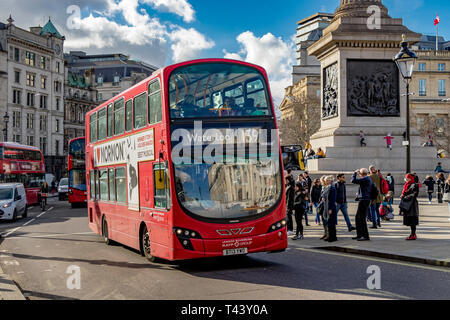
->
285;177;295;235
335;174;356;232
351;168;372;241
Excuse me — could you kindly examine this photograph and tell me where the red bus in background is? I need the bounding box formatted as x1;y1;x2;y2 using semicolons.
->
68;137;87;207
86;59;287;262
0;142;45;205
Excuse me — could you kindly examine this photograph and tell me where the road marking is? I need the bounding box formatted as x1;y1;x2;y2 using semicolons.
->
3;227;21;238
44;269;52;272
17;271;24;274
3;260;20;266
294;247;450;274
22;218;36;226
6;232;96;240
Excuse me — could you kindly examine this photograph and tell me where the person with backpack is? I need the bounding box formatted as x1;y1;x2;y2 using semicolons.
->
369;166;383;229
351;168;372;241
400;174;420;240
423;176;436;204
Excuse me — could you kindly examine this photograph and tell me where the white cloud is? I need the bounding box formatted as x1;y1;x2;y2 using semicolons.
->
169;27;215;63
224;31;295;106
143;0;195;23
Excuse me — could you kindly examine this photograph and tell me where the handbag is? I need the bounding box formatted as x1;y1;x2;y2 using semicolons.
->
444;193;450;202
399;197;413;211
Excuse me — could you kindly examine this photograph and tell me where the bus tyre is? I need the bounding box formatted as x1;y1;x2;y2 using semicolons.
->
22;206;28;219
141;225;156;262
102;218;113;246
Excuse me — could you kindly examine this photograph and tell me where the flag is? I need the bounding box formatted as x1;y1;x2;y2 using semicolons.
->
435;14;440;26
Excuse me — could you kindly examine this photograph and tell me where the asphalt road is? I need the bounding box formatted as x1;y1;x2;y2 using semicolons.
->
0;200;449;300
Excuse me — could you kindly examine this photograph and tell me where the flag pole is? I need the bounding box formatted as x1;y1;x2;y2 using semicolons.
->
436;22;439;51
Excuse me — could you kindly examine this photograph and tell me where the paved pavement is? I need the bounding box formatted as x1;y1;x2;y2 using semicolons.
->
0;198;449;300
290;199;450;267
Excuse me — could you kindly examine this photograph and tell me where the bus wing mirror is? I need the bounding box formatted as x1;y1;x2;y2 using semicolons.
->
155;170;165;190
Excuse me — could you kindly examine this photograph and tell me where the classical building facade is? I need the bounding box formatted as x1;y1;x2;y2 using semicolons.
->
0;43;7;137
65;51;157;103
0;17;65;178
63;68;97;153
410;50;450;152
293;13;333;84
279;75;320;120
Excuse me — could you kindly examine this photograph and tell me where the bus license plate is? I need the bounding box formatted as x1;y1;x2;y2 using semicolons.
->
223;248;248;256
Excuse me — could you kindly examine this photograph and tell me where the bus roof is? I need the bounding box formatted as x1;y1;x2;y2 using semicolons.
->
68;136;85;144
0;142;42;152
86;58;268;119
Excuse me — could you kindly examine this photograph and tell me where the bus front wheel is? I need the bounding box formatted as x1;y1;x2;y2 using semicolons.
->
141;225;156;262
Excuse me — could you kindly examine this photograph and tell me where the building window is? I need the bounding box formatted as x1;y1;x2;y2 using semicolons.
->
40;95;48;109
12;111;21;128
40;56;46;69
13;134;21;144
56;62;60;73
26;73;35;87
26;93;35;107
25;51;35;66
40;137;47;155
55;140;60;156
14;70;20;83
13;90;21;104
418;63;426;71
56;98;60;111
27;136;34;146
436;117;445;135
419;79;427;96
97;76;103;85
54;81;61;93
41;76;46;89
14;48;19;62
40;115;47;131
56;119;60;133
26;113;34;129
113;75;120;84
438;80;446;96
438;63;446;71
98;92;103;101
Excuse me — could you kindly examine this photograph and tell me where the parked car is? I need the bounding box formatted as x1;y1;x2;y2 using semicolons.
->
58;178;69;201
0;183;28;221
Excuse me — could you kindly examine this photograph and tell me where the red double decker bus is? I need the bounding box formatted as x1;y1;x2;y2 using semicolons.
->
86;59;287;261
68;137;87;207
0;142;45;205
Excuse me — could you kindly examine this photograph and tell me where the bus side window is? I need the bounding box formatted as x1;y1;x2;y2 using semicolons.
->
115;167;127;204
95;169;99;200
148;79;162;124
125;100;133;132
107;104;114;138
154;164;170;209
109;168;115;202
99;169;108;201
98;108;107;141
114;99;125;136
89;113;97;143
134;93;147;130
90;170;95;200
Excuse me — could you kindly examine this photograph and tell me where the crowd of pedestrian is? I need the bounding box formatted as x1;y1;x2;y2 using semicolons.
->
284;166;450;243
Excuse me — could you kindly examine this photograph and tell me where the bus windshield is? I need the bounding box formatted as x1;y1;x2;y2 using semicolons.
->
69;139;85;160
69;169;87;191
169;63;272;119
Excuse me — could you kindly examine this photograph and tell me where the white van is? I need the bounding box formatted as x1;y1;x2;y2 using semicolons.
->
0;183;28;221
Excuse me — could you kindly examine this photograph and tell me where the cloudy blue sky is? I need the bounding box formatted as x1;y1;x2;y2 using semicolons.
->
1;0;449;104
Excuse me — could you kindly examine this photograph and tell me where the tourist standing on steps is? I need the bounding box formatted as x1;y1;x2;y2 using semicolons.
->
384;133;394;151
335;174;356;232
423;176;436;204
400;174;420;240
351;168;371;241
369;166;383;229
444;176;450;221
360;130;367;147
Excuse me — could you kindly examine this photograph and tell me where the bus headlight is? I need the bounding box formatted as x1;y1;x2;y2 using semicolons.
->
267;219;287;233
173;227;202;251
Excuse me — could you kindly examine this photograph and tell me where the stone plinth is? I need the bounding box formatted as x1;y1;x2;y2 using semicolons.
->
306;0;436;173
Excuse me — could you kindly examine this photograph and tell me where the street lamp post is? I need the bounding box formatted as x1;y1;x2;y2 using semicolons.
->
3;112;9;142
394;34;417;174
